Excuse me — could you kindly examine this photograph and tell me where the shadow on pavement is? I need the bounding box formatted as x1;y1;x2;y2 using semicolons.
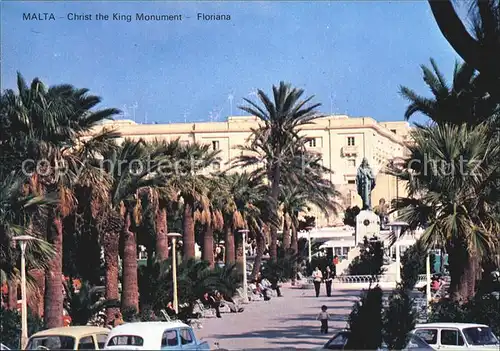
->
279;313;348;323
210;324;329;343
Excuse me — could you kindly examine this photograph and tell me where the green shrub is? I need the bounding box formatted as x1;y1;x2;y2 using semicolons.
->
347;286;383;349
400;243;436;291
383;287;417;350
121;306;139;322
142;258;241;322
262;250;297;282
64;280;119;326
348;237;385;277
0;307;44;349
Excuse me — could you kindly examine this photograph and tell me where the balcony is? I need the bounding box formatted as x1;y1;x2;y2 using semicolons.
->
342;145;359;156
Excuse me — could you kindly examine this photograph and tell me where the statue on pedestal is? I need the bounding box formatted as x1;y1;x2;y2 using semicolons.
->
356;158;376;210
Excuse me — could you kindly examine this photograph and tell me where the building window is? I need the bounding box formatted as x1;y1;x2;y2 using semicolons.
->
347;180;355;185
212;140;219;150
391;129;397;134
348;159;356;167
347;136;355;146
306;138;317;147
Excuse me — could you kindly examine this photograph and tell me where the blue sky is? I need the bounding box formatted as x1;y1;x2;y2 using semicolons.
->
2;1;460;125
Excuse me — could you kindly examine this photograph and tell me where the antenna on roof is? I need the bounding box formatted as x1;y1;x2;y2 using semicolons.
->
330;92;335;115
214;107;223;121
130;102;138;122
228;93;234;116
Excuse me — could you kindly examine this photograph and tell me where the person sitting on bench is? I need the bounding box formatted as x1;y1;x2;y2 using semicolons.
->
201;292;221;318
216;291;244;313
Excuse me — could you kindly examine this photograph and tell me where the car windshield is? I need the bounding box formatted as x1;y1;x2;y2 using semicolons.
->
324;332;350;349
462;327;499;345
26;336;76;350
406;334;432;349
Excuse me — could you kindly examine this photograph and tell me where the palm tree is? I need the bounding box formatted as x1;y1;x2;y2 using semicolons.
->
399;58;498;125
199;178;225;267
428;0;500;101
146;139;184;262
279;181;339;282
229;173;268;262
167;142;220;260
0;172;56;310
99;139;161;315
387;123;500;301
218;174;255;264
241;179;276;277
1;73;120;327
236;81;324;260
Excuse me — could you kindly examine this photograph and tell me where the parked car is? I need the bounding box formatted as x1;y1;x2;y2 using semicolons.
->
104;321;210;350
412;323;499;350
320;330;433;350
26;326;110;350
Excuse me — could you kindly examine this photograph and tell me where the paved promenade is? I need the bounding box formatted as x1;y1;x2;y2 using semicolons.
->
195;284;360;350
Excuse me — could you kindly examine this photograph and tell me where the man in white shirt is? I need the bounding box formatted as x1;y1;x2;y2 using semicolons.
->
312;267;323;297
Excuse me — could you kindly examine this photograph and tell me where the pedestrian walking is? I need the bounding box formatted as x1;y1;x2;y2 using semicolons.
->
324;266;333;297
316;305;330;334
312;267;323;297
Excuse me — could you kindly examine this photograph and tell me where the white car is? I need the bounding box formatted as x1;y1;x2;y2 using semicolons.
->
104;321;210;350
412;323;499;350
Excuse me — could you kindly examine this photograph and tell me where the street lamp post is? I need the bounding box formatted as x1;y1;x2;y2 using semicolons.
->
426;253;432;312
12;235;36;350
388;221;408;283
167;233;182;314
238;229;250;304
306;226;314;263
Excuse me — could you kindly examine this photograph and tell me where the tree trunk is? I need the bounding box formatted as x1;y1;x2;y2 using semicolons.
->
428;0;484;74
290;221;299;285
269;165;281;261
236;237;244;264
103;229;120;324
225;223;235;265
28;269;45;317
155;207;169;261
121;211;139;312
283;216;290;250
448;240;477;302
235;228;244;263
183;201;196;259
466;255;478;300
7;279;18;310
44;212;64;328
290;220;298;254
251;231;265;279
203;225;214;268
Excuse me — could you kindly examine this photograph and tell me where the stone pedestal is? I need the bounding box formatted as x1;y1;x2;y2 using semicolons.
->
355;210;380;245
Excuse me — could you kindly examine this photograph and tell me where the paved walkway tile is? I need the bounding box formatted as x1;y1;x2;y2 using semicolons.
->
195;285;360;349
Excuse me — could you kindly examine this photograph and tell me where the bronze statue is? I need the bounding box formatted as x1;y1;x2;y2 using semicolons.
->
356;158;376;210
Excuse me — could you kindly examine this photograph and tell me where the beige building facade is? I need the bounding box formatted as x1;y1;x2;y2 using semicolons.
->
94;115;410;227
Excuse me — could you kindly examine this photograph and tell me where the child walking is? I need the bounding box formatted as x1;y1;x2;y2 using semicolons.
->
316;305;330;334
